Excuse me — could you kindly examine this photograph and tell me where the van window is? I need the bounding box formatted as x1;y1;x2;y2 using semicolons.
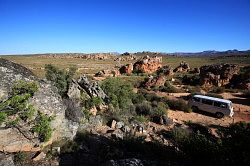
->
214;101;227;108
201;99;213;105
193;97;200;102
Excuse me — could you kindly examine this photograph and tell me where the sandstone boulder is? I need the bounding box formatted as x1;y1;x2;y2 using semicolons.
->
133;56;162;74
119;63;133;75
141;75;166;88
156;65;173;76
199;64;240;87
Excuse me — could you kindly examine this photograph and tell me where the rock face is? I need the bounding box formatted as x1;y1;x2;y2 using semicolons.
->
133;56;162;74
173;61;190;73
119;63;133;75
0;58;78;153
77;75;109;102
142;75;166;88
0;153;14;166
199;64;240;87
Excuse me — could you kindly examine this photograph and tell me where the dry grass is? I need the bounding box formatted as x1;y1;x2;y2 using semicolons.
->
1;55;250;78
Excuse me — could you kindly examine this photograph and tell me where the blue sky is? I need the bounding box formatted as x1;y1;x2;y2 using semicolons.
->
0;0;250;54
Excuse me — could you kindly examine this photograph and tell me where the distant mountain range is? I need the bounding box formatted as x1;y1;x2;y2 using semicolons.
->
167;49;250;57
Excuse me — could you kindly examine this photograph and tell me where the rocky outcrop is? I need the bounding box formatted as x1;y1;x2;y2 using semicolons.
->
77;75;109;102
95;69;121;77
38;53;116;60
156;65;173;76
141;75;166;88
0;58;78;153
199;64;240;87
173;61;190;73
119;63;133;75
133;56;162;74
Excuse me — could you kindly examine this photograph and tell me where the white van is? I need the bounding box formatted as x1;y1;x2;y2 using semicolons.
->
188;95;234;118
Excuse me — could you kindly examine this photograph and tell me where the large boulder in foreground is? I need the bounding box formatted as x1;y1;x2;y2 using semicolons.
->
133;56;162;74
0;58;78;153
199;63;240;87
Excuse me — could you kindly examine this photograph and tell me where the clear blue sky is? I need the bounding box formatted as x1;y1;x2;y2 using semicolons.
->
0;0;250;54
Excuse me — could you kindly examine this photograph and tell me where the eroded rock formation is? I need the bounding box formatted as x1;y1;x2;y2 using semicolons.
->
141;75;166;88
199;64;240;87
173;61;190;73
133;56;162;74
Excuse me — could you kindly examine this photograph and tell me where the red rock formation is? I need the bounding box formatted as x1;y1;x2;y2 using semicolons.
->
133;56;162;74
119;63;133;75
142;75;166;88
199;64;240;87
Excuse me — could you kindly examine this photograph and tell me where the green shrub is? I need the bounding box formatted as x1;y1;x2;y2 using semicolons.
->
20;105;36;121
159;81;182;93
164;98;191;113
153;102;168;116
32;112;52;142
132;93;146;104
84;97;103;109
0;112;7;125
12;80;39;96
210;87;225;94
134;115;149;123
45;64;77;97
101;78;134;110
14;152;27;164
135;101;152;116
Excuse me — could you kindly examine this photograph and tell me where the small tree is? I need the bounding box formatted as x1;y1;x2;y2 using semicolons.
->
45;64;77;97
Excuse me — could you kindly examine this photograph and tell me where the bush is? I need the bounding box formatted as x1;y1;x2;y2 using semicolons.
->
45;64;77;97
135;101;152;116
152;102;168;116
164;98;191;113
210;87;225;94
134;115;149;123
101;78;134;110
242;90;250;98
182;74;200;86
0;112;7;125
20;105;36;121
32;112;52;142
159;81;182;93
84;97;103;109
132;93;146;104
12;80;39;96
14;152;27;164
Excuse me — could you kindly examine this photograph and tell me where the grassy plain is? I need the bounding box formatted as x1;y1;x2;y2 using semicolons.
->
1;55;250;78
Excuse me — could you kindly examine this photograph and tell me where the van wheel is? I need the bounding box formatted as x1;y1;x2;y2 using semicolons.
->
215;112;224;118
191;106;199;112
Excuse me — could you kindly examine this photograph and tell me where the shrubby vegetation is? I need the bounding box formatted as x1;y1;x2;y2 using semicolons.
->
172;121;250;165
0;80;52;142
32;112;53;142
45;64;77;97
159;81;183;93
0;112;7;125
